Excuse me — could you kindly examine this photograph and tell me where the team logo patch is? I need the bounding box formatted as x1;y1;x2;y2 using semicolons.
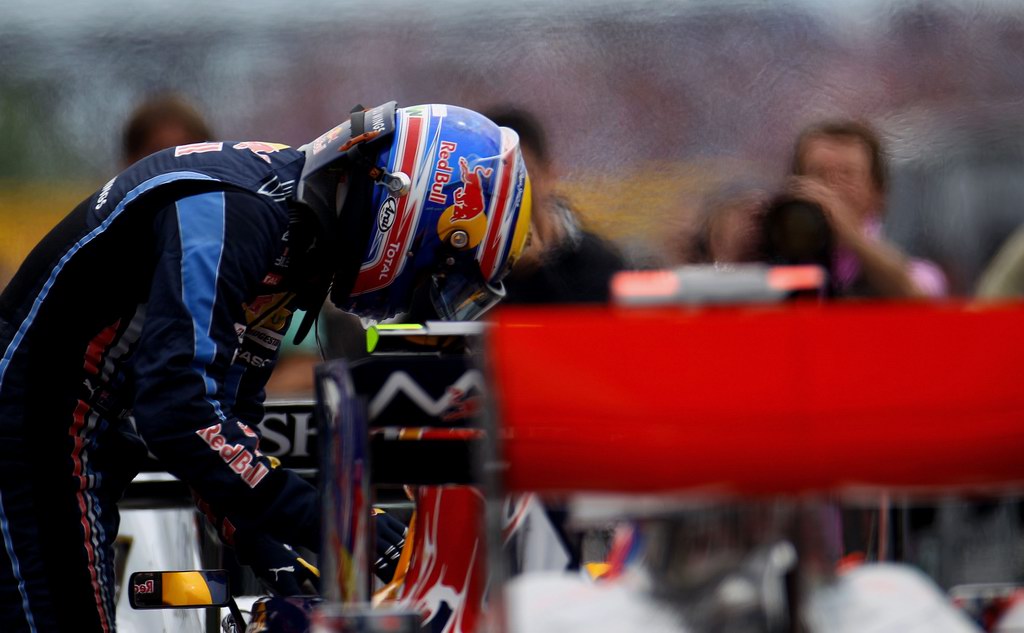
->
234;141;290;164
436;156;490;248
452;157;491;221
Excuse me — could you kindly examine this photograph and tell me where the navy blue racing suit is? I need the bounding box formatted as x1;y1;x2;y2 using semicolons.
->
0;140;319;632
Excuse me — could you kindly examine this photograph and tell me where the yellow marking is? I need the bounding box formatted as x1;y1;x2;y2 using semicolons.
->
584;562;612;580
161;571;213;606
296;557;320;578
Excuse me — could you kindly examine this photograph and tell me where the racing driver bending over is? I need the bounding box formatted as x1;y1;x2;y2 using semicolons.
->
0;101;531;633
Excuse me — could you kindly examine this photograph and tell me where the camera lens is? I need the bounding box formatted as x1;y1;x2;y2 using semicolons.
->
763;197;833;267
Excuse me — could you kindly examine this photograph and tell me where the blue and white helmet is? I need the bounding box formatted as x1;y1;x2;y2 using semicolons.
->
295;102;532;322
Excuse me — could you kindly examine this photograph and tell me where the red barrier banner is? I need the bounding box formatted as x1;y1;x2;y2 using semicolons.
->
486;302;1024;496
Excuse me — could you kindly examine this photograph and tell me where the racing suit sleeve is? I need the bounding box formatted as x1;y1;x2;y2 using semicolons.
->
132;189;319;551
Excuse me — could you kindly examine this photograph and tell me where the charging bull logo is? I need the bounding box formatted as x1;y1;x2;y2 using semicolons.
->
234;141;290;164
452;157;492;221
437;157;491;248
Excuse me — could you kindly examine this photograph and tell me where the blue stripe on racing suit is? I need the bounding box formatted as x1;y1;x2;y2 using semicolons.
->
176;191;230;423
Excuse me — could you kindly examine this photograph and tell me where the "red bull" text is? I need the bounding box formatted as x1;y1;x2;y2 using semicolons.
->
196;423;270;488
429;141;458;205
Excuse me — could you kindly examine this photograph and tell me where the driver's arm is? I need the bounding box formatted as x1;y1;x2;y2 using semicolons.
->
132;189;318;550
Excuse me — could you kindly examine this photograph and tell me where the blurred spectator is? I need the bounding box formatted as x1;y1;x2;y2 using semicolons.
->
121;93;213;167
691;182;770;264
486;106;625;304
789;120;947;299
976;224;1024;298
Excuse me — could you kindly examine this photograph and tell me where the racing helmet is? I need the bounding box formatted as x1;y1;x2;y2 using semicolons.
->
294;102;532;324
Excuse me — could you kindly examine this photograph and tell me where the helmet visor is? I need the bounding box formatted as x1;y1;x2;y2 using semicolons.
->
430;265;506;321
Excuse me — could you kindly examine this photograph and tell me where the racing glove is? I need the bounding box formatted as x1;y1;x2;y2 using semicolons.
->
231;511;406;591
373;509;409;584
233;531;321;597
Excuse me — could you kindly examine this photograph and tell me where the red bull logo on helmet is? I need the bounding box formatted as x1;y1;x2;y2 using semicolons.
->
429;142;458;205
436;156;492;249
452;157;492;221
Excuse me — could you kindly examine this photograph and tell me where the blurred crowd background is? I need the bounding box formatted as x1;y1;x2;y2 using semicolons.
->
4;0;1024;293
4;0;1024;610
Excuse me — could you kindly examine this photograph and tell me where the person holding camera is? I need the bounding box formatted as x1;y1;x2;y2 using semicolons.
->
788;120;947;299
